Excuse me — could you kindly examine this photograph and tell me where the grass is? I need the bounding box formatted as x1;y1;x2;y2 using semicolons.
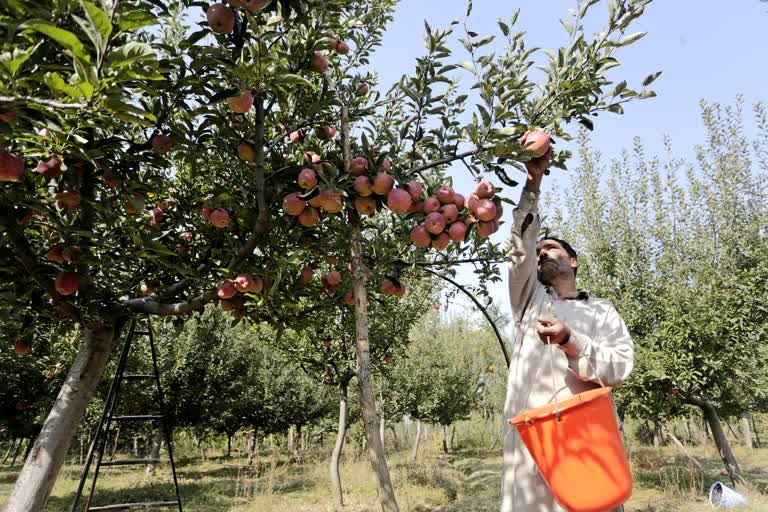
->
1;431;767;511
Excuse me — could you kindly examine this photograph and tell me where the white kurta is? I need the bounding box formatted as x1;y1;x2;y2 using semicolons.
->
501;188;635;512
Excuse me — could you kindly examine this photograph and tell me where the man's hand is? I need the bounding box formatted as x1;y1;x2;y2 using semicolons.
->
524;148;552;193
536;315;570;345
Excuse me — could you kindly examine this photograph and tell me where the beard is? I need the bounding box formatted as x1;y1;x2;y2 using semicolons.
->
537;260;560;285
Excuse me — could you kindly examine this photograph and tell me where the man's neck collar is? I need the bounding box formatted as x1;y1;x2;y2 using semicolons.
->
545;286;589;301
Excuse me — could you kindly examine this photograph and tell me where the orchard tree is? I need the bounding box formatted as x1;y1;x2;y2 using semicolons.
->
1;0;657;509
549;99;768;483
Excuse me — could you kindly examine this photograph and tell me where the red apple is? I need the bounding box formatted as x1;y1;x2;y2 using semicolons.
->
297;168;318;190
410;224;431;248
432;232;450;251
353;175;373;196
14;341;29;356
449;221;467;242
319;190;343;213
210;208;230;228
151;134;173;154
520;129;551;158
325;270;341;286
378;160;392;172
357;83;369;96
47;244;65;263
440;204;459;224
405;180;423;200
102;169;123;188
243;0;271;12
475;199;496;222
334;39;350;55
494;202;504;221
387;188;412;214
477;220;496;238
309;52;329;73
423;197;440;213
217;279;237;299
298;206;320;227
453;193;465;210
62;246;81;264
227;90;254;113
37;156;62;179
436;186;455;204
235;273;262;293
343;290;355;305
299;265;313;285
354;196;376;216
372;172;394;195
207;3;235;34
238;140;257;161
56;190;81;212
393;283;406;298
424;212;446;234
379;279;397;296
283;193;306;216
314;125;337;140
0;151;24;182
288;130;303;144
54;271;79;296
465;193;480;212
350;157;369;176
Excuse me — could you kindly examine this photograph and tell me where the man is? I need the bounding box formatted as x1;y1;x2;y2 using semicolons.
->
501;147;635;512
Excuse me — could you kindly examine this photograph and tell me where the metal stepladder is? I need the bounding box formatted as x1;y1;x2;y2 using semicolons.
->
71;318;183;512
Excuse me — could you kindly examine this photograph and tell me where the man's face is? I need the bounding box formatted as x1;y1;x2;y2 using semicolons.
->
536;239;578;285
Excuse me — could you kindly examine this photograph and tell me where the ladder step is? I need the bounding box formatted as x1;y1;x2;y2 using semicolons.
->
100;458;161;467
112;415;163;421
88;501;179;511
133;331;151;336
122;374;156;380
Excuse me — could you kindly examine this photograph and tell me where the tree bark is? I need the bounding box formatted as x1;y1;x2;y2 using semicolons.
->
388;426;400;452
330;382;349;510
9;439;24;466
751;414;762;448
4;324;118;511
145;430;163;477
109;426;121;461
379;413;386;453
684;395;743;486
227;432;233;457
246;431;257;465
2;439;17;464
450;425;456;451
441;425;448;454
344;105;399;512
740;415;752;449
665;431;702;469
411;420;421;462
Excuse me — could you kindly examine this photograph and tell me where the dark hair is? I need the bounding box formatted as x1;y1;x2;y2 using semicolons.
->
538;237;578;276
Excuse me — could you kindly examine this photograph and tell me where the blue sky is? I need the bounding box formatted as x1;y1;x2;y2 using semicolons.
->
369;0;768;331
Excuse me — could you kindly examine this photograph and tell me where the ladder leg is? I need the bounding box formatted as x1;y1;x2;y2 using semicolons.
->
71;320;134;512
147;320;183;512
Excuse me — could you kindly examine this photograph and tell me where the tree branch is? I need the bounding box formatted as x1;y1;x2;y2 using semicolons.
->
405;145;494;176
0;95;87;110
121;290;218;316
421;267;509;367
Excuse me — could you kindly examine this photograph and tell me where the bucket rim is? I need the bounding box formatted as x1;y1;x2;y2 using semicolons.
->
507;386;613;426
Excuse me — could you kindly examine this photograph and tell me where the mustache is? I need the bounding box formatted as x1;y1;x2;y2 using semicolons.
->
538;256;556;265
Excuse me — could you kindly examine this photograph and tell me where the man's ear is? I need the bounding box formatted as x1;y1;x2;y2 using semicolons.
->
570;258;579;271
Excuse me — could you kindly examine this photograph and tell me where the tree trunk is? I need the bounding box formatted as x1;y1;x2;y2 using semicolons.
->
652;422;662;447
9;438;23;466
247;431;257;465
379;413;386;453
5;324;118;511
344;106;399;512
2;439;17;464
133;436;139;457
109;426;120;461
751;414;762;448
411;420;421;462
490;424;503;451
450;425;456;451
145;429;163;477
388;426;400;452
684;395;743;486
227;432;233;457
441;425;448;454
740;415;752;450
330;382;349;510
665;431;702;469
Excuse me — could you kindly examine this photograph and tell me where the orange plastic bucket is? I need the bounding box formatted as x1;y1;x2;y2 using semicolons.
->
508;387;632;512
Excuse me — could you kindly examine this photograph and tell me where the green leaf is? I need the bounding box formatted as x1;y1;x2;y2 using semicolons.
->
118;9;157;31
81;1;112;43
44;72;86;99
560;19;573;35
106;42;155;67
615;32;647;47
497;19;509;37
0;43;39;75
465;0;473;17
24;23;90;62
607;104;624;114
642;71;662;87
458;61;475;73
271;74;313;88
105;98;157;122
578;117;594;131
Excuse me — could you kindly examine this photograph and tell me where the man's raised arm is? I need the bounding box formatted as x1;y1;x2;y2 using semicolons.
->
508;151;550;322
